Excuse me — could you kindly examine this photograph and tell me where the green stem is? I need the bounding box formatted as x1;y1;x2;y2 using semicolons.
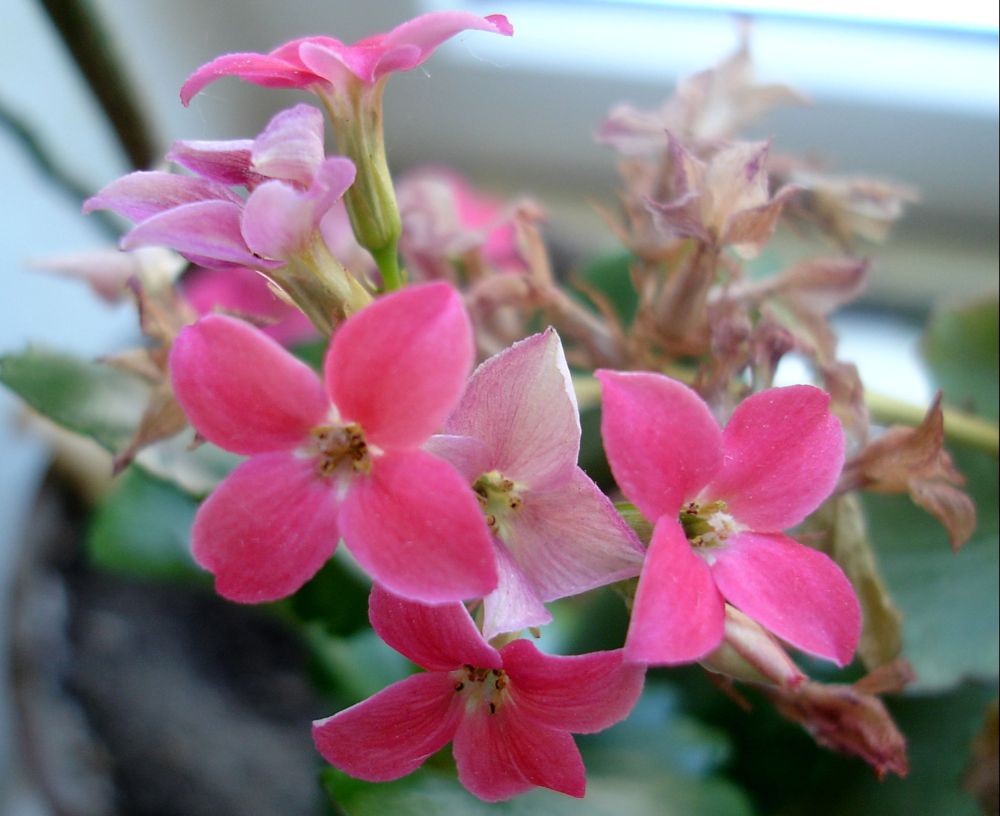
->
372;244;403;292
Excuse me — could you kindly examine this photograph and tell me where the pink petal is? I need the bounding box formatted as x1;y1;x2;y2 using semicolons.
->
423;434;493;483
369;584;500;672
180;52;323;106
702;385;845;530
501;640;645;733
313;672;462;781
121;200;273;270
453;706;584;802
167;139;258;187
711;531;861;666
326;283;473;450
481;543;553;641
596;370;722;521
499;468;644;603
170;314;328;454
250;104;325;186
444;329;580;489
338;449;496;604
625;517;725;665
241;157;356;259
192;453;339;602
83;171;241;222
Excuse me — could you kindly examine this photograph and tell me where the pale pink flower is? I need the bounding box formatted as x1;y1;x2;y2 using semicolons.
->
169;283;497;604
313;584;645;802
179;12;514;105
430;330;644;638
597;372;861;667
84;104;352;271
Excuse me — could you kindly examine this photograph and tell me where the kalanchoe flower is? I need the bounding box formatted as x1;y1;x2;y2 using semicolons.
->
313;585;645;802
85;104;371;334
430;329;644;638
598;372;861;666
180;12;514;286
169;282;497;604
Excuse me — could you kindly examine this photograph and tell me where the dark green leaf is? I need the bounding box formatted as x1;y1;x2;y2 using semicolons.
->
576;250;639;326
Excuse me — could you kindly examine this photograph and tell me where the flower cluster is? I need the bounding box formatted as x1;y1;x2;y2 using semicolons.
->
64;5;946;806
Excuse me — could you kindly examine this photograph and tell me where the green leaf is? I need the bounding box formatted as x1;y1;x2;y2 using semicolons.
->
865;447;998;691
576;250;639;326
0;345;148;451
923;296;998;421
86;466;201;580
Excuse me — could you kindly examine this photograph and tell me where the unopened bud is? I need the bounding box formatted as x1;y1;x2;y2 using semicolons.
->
701;605;805;688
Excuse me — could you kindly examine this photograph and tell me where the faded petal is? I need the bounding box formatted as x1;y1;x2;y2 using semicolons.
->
121;200;272;270
625;517;725;665
84;171;241;223
444;329;580;489
326;283;473;450
712;531;861;666
369;584;500;672
313;672;462;781
597;370;722;521
481;543;553;641
453;705;584;802
501;468;644;602
170;314;328;454
339;449;496;604
423;434;493;483
242;157;356;259
501;640;645;733
251;103;326;186
167;139;258;188
702;385;844;530
192;453;339;602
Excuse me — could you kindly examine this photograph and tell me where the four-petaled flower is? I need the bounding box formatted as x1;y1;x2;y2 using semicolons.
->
169;282;497;604
313;584;645;802
430;329;644;638
598;371;861;666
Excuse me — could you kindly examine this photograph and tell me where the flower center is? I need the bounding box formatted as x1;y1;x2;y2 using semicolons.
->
308;422;372;477
472;470;524;537
679;500;737;549
452;664;509;715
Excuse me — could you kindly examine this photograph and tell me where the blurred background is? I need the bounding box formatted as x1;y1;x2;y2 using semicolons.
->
1;0;997;813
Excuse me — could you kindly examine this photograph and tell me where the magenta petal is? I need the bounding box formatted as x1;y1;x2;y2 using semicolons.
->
481;543;553;641
703;385;845;530
711;531;861;666
625;517;725;665
339;450;496;604
500;468;644;602
251;104;325;186
167;139;257;187
597;370;722;521
170;314;328;454
369;584;500;672
326;283;473;450
453;708;584;802
313;672;461;781
121;200;271;270
501;640;644;733
181;52;322;105
192;453;339;603
83;171;241;222
444;329;580;489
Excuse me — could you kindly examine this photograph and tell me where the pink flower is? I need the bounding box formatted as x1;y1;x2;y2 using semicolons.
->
85;105;353;271
430;330;644;639
397;166;526;280
168;282;497;604
179;12;514;104
313;584;645;802
597;372;861;666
